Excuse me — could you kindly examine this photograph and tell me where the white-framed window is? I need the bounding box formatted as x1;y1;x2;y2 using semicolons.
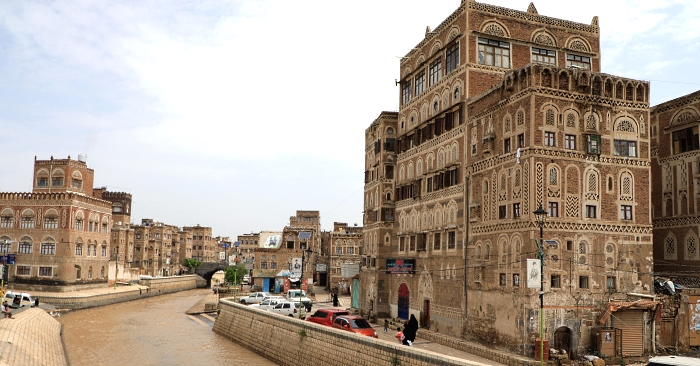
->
75;244;83;256
16;266;31;276
39;266;53;277
565;134;576;149
478;38;510;68
566;54;591;69
614;140;637;157
532;47;556;65
41;241;56;255
18;239;32;254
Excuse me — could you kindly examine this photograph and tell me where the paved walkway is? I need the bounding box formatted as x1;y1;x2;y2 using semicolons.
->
0;308;67;366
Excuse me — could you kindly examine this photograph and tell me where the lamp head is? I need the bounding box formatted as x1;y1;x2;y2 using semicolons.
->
533;204;547;226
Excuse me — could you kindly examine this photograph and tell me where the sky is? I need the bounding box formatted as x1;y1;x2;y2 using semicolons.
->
1;0;699;238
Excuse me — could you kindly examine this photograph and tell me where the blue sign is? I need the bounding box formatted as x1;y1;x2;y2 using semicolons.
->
233;241;241;247
7;254;15;265
222;243;230;249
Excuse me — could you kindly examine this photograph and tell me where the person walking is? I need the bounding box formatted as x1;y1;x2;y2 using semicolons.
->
384;319;389;333
403;314;418;346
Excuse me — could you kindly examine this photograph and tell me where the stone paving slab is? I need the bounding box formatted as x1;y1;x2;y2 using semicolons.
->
0;308;67;366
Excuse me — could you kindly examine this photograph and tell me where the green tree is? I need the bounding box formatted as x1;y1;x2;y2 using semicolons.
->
183;258;202;274
225;264;246;285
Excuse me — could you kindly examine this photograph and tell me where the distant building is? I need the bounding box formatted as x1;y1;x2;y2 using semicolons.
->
0;155;120;290
184;225;216;263
236;233;259;278
328;222;363;296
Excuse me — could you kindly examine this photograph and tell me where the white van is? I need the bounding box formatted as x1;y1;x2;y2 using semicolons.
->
3;291;36;308
647;356;700;366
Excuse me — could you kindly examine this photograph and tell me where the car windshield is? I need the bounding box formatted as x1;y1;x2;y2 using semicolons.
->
349;319;372;329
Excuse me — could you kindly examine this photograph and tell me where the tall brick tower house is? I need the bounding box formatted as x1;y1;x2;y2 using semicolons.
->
363;0;656;357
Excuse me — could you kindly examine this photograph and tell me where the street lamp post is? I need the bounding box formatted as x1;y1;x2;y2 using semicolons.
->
532;204;548;366
300;246;313;319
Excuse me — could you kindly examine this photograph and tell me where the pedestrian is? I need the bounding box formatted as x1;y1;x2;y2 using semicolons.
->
403;314;418;346
395;327;405;344
2;301;13;319
332;293;339;307
384;319;389;333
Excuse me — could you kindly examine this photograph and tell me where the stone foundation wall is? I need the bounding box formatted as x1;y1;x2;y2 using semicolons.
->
214;298;533;366
138;275;196;293
40;276;196;309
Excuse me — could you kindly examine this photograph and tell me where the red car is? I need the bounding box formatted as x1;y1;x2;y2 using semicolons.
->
331;315;378;338
306;309;350;327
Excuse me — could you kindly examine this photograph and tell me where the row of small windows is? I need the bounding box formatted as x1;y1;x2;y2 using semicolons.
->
0;236;107;256
398;231;457;252
402;42;459;105
496;202;633;220
540;132;635;157
478;37;590;70
35;169;83;189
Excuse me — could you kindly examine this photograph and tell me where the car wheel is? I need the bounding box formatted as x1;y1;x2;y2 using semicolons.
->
240;300;246;304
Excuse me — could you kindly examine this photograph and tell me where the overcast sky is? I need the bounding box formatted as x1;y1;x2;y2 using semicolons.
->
1;0;698;238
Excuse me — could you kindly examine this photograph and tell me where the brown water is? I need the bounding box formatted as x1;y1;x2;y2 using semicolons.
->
58;289;275;366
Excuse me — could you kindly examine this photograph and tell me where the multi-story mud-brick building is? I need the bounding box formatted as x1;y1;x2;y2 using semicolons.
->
133;219;180;276
649;90;700;352
327;222;363;296
237;232;259;278
0;155;120;290
183;224;216;263
467;63;653;355
363;0;659;358
361;112;398;320
651;90;700;279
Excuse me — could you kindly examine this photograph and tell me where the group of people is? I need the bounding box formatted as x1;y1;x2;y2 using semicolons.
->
395;315;418;346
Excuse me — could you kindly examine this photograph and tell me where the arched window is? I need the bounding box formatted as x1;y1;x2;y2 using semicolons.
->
75;237;83;256
1;209;13;228
545;109;555;126
21;209;35;229
18;236;33;254
51;169;65;187
549;167;558;186
44;209;59;229
71;171;83;189
664;234;676;260
686;234;699;261
41;237;56;255
0;236;11;253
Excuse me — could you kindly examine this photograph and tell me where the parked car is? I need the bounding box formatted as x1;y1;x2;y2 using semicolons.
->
306;308;350;327
239;292;271;305
242;275;250;285
286;289;312;312
249;296;285;311
3;291;37;308
267;301;306;318
331;315;378;338
647;356;700;366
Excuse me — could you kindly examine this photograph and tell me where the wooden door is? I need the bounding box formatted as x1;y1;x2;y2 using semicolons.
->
422;300;431;329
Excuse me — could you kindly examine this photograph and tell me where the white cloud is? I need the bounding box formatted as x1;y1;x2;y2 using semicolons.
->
1;0;700;235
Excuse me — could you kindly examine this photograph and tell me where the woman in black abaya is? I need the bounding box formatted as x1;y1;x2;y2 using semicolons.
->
403;314;419;345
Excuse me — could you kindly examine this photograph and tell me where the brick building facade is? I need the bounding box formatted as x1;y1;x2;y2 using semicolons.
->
362;0;657;357
0;156;116;290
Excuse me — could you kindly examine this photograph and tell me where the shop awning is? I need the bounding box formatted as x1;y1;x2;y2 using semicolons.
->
598;300;662;324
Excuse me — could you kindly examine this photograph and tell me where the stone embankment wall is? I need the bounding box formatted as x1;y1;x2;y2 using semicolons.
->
214;299;526;366
0;308;67;366
40;276;196;310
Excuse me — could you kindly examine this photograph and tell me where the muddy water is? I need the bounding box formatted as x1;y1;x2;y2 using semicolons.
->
58;289;275;366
